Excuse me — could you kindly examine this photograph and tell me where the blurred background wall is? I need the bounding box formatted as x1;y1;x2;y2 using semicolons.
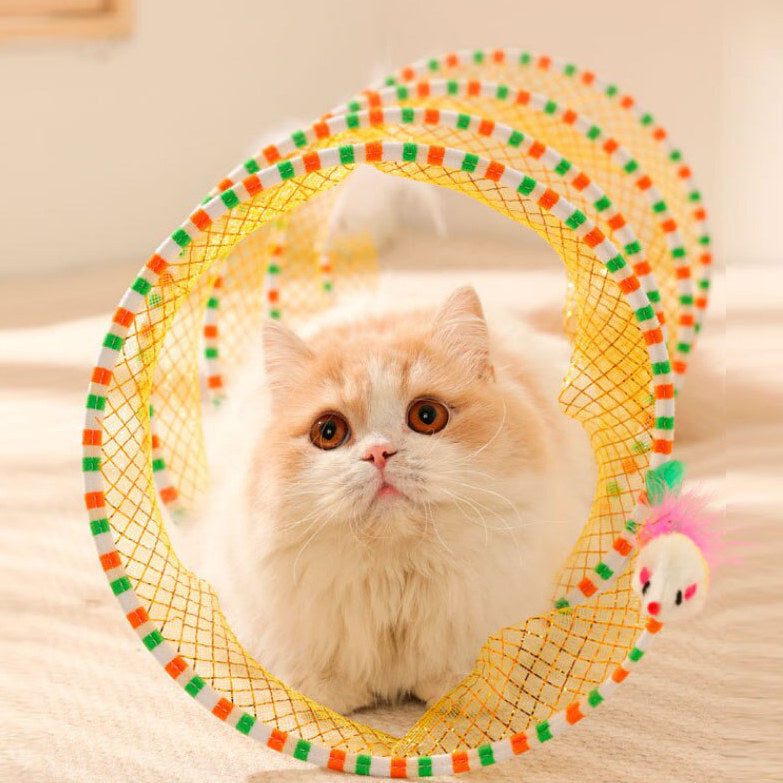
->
0;0;779;277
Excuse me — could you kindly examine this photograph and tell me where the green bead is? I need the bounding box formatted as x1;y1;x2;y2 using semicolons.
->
103;333;123;351
507;130;524;147
478;744;495;766
402;143;418;162
171;228;191;248
594;562;614;580
277;161;295;180
518;176;536;196
625;241;642;256
87;394;106;411
461;153;479;172
355;754;371;775
90;518;109;535
587;688;604;707
82;457;100;472
293;740;310;760
635;305;655;322
236;713;256;735
132;277;152;296
110;576;131;595
555;158;572;176
536;721;552;742
142;630;163;650
184;675;205;697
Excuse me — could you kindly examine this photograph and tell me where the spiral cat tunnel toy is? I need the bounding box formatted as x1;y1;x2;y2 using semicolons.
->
83;48;712;776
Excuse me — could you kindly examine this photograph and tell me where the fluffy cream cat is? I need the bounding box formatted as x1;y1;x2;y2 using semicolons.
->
197;286;594;714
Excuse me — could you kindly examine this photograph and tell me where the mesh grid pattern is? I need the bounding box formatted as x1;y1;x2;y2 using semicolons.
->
95;59;694;756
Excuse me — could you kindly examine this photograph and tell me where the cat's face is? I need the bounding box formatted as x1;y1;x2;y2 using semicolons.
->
250;287;547;544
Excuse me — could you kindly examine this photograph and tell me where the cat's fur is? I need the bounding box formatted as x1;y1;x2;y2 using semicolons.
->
197;287;594;714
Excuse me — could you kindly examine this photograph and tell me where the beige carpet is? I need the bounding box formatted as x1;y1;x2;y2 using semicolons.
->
1;237;779;782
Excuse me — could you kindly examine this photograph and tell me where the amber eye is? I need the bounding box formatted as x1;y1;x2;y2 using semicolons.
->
309;413;350;450
407;397;450;435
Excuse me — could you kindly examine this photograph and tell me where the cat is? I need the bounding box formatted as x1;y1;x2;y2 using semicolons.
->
196;285;594;714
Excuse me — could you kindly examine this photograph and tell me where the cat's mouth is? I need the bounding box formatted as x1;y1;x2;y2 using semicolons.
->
377;481;402;500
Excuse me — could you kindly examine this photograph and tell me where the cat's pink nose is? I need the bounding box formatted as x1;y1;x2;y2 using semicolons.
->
361;442;397;469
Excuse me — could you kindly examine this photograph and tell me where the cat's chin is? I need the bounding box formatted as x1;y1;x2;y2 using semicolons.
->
353;496;428;542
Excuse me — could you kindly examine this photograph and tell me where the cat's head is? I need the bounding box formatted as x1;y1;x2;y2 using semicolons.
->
250;287;548;544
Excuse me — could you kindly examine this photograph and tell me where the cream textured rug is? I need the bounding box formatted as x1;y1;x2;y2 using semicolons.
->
1;237;779;782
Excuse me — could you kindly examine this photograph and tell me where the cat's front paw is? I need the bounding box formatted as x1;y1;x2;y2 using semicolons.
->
296;673;373;716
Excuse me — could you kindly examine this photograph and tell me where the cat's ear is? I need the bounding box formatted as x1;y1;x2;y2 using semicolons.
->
432;286;494;381
262;320;314;396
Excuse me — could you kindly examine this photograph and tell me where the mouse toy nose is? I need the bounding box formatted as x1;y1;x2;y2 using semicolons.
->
361;442;397;470
647;601;660;616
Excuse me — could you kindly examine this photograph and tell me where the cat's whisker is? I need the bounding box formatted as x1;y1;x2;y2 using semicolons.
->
443;477;522;518
468;401;508;459
440;487;538;571
277;502;336;534
439;487;497;545
424;498;455;557
291;501;347;579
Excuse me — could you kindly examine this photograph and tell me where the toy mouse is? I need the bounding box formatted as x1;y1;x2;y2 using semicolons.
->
632;460;722;622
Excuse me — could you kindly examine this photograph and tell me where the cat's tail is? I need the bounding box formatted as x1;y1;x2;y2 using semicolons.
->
245;119;446;253
328;164;446;251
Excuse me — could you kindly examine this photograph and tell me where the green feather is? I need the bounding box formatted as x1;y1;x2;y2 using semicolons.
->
645;459;685;504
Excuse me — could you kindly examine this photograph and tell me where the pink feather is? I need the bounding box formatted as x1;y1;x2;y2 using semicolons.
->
638;489;726;568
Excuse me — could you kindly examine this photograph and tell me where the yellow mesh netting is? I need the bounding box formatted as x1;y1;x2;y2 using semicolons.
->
97;60;695;755
399;56;701;302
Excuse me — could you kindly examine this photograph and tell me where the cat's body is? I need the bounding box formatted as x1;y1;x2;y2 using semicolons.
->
197;287;593;714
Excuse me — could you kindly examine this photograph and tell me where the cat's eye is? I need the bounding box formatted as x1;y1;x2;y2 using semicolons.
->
407;397;449;435
309;412;350;450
